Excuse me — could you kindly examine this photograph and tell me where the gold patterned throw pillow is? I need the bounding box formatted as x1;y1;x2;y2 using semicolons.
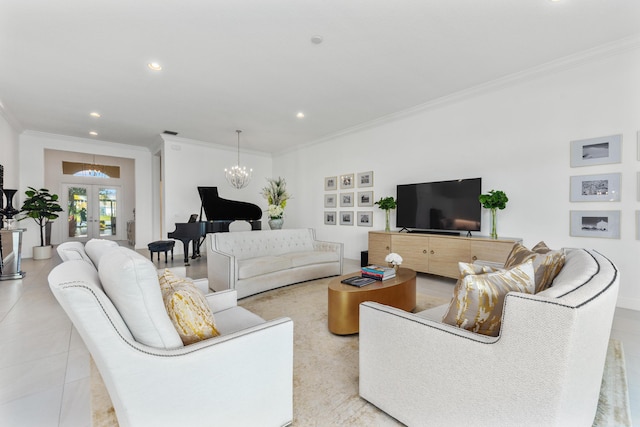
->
503;241;565;293
442;260;535;337
158;269;219;345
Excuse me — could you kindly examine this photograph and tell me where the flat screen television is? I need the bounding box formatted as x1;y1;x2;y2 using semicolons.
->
396;178;482;233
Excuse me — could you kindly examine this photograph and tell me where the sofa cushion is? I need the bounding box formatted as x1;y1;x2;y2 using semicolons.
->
238;256;292;279
85;239;120;267
288;250;339;268
99;247;183;349
158;269;219;345
503;241;565;293
442;260;535;337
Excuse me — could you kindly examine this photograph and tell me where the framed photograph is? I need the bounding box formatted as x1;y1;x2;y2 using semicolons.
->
570;134;622;167
340;211;354;226
357;211;373;227
324;211;336;225
358;190;374;207
340;192;354;207
324;194;337;208
357;171;373;188
570;173;621;202
324;176;337;191
340;174;354;189
570;210;620;239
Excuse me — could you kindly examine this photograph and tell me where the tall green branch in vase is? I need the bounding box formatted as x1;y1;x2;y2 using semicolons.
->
478;190;508;239
375;196;397;232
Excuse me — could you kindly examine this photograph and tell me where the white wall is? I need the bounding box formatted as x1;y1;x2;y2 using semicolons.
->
274;45;640;310
160;135;273;253
0;110;20;187
18;131;154;256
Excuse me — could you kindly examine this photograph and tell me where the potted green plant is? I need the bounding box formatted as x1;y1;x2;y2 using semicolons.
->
19;187;64;259
478;189;508;239
261;177;291;230
374;196;397;232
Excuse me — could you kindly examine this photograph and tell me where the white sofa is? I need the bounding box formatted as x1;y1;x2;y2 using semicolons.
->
207;228;343;298
50;241;294;427
359;248;619;427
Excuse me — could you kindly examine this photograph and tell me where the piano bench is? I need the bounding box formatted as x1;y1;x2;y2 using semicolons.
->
147;240;175;263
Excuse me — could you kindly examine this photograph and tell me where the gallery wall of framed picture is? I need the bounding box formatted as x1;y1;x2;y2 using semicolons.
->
324;171;375;226
569;133;630;240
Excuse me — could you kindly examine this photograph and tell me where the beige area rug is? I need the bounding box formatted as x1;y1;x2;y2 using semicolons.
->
91;278;631;426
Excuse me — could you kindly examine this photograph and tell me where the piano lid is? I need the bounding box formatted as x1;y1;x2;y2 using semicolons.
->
197;186;262;221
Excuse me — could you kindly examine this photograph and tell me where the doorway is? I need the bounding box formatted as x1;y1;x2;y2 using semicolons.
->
63;184;121;242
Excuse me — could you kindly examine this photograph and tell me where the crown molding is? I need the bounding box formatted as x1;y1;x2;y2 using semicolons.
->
160;134;272;158
279;34;640;156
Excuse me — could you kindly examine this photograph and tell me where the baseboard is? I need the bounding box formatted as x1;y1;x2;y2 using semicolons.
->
616;296;640;311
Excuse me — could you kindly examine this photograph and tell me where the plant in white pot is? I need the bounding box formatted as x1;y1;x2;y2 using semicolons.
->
19;187;63;259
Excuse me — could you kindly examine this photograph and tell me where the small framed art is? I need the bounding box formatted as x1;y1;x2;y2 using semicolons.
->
341;192;354;207
340;174;354;189
570;210;620;239
340;211;354;225
325;176;337;191
324;211;336;225
570;173;621;202
570;134;622;167
324;194;337;208
357;171;373;188
357;211;373;227
358;191;374;207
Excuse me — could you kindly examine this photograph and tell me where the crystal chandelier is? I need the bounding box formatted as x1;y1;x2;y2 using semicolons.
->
225;130;252;189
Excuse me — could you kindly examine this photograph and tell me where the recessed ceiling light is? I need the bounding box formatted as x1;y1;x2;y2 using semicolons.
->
148;62;162;71
296;112;305;119
89;131;98;136
310;35;323;45
90;112;101;118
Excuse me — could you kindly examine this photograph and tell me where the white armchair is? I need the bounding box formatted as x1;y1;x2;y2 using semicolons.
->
359;249;619;426
48;251;294;427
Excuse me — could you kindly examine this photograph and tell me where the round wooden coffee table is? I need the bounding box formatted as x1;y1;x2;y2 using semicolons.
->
327;267;416;335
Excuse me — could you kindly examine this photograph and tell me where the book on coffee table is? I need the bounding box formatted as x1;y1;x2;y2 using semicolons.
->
340;276;377;287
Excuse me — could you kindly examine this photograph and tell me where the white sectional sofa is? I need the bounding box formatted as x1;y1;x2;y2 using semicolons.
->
359;248;619;427
50;240;294;427
207;228;343;298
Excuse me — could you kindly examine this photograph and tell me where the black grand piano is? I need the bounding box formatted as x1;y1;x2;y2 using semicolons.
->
168;187;262;264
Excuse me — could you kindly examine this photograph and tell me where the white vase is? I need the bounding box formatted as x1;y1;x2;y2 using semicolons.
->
268;218;284;230
33;245;52;260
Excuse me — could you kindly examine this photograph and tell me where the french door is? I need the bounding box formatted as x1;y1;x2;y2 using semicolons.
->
63;184;121;242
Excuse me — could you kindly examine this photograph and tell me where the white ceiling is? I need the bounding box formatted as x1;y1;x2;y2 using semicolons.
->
1;0;639;153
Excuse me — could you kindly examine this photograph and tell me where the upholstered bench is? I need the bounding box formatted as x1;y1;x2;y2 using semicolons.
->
147;240;175;263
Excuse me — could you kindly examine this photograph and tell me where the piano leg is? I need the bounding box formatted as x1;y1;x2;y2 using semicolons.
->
179;239;191;265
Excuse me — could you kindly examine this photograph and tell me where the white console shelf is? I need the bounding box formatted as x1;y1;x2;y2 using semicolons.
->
368;231;521;279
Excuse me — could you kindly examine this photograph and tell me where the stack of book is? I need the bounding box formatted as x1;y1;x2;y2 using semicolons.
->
361;265;396;281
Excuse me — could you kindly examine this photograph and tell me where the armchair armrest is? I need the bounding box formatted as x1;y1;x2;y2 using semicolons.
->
204;289;238;312
207;235;235;292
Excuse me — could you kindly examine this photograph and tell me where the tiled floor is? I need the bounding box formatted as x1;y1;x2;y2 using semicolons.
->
0;248;638;426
